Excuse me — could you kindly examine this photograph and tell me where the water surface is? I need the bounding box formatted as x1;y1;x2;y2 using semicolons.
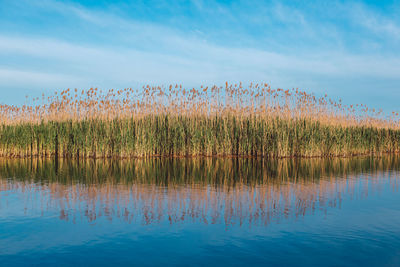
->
0;157;399;266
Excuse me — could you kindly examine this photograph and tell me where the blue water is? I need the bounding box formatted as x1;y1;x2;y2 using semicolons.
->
0;158;399;266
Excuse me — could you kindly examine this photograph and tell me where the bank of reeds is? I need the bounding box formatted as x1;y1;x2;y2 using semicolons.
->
0;83;399;158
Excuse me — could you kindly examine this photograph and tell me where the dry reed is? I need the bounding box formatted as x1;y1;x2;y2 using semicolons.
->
0;83;399;158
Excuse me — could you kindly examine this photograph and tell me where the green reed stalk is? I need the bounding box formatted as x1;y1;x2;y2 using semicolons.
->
0;115;399;159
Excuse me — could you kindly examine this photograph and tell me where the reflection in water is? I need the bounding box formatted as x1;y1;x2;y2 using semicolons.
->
0;157;399;226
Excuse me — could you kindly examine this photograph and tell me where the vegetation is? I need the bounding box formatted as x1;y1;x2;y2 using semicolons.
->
0;83;399;158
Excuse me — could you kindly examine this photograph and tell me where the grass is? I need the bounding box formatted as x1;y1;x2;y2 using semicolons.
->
0;83;399;158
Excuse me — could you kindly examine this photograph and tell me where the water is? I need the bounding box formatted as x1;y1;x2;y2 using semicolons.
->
0;157;399;266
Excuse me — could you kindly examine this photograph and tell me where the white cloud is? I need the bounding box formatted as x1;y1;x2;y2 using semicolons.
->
0;0;400;108
0;68;83;89
1;33;400;88
344;2;400;40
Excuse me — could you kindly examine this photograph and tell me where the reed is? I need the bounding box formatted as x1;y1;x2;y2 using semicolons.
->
0;83;399;158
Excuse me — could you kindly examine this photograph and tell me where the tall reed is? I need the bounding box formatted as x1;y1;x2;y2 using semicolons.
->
0;83;399;158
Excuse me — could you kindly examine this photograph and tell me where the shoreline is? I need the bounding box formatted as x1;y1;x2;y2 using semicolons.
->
0;150;398;160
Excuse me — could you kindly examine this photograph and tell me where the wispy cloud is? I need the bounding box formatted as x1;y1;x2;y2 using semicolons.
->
2;33;400;86
347;2;400;41
0;0;399;109
0;68;80;89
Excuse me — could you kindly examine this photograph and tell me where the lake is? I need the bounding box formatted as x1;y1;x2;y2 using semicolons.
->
0;157;399;266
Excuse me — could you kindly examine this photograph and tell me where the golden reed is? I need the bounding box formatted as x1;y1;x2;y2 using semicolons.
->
0;83;399;158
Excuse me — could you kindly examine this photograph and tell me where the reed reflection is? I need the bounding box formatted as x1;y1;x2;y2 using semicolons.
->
0;157;399;226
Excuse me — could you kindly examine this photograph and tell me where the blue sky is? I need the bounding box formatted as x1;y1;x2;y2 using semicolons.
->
0;0;400;110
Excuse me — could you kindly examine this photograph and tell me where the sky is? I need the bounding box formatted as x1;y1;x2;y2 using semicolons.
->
0;0;400;111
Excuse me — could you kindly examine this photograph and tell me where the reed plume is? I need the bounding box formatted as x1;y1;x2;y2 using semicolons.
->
0;83;399;158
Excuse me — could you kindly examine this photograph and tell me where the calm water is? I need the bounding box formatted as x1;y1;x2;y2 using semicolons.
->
0;157;399;266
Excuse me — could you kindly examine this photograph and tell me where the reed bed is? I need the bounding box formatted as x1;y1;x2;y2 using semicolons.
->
0;83;400;158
